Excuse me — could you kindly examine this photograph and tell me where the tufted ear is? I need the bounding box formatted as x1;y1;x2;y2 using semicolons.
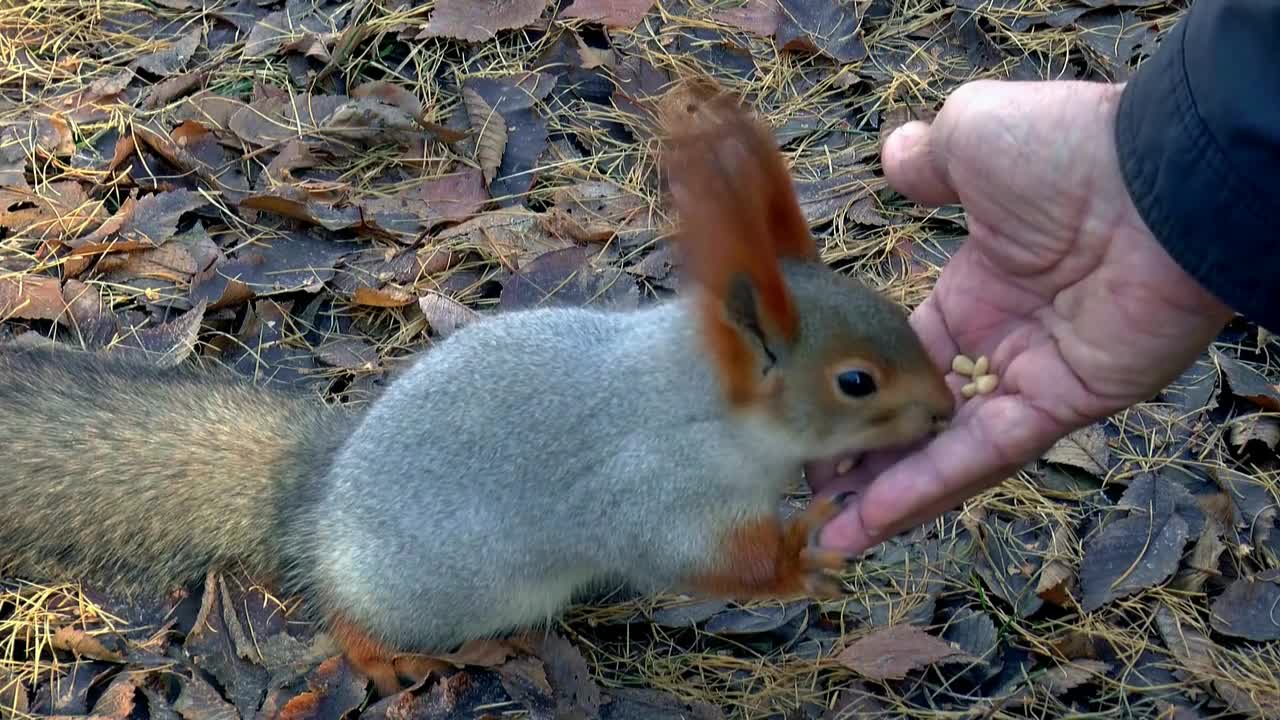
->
660;80;818;406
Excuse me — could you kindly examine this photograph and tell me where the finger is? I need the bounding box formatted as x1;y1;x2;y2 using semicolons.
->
817;395;1059;553
881;120;959;207
906;295;962;376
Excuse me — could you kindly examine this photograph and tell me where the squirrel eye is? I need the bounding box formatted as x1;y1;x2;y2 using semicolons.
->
836;369;877;398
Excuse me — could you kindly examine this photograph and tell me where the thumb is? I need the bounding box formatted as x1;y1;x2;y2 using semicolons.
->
881;120;959;207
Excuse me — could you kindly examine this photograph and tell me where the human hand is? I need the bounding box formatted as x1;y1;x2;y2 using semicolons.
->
809;80;1235;554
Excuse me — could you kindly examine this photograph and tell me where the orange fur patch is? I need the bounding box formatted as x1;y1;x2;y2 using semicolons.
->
327;614;403;697
661;80;818;408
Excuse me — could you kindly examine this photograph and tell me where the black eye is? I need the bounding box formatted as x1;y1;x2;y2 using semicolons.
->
836;370;877;398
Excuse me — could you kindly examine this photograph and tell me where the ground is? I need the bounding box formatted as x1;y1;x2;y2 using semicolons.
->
2;0;1279;718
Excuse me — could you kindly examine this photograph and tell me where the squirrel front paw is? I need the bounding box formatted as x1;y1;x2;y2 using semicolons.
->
788;493;853;597
686;493;853;600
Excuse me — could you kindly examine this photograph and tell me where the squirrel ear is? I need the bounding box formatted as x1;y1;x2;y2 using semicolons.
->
661;80;817;406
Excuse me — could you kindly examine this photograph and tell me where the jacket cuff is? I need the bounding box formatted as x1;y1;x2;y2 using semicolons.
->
1114;12;1273;329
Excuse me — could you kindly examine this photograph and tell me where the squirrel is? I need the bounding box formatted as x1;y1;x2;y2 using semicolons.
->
0;83;955;696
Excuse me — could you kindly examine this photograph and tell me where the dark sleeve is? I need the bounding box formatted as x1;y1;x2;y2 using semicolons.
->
1114;0;1280;330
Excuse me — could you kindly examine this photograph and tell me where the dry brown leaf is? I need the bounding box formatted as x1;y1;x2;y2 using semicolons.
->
0;670;29;718
559;0;656;28
713;0;781;36
88;675;137;720
836;624;976;681
1043;424;1110;476
42;70;134;123
1032;659;1111;695
462;87;507;185
109;300;207;368
1156;604;1280;718
0;276;65;321
49;626;125;663
419;291;479;338
418;0;551;42
435;211;572;269
776;0;867;63
1079;489;1189;612
351;286;416;307
118;189;209;246
1174;519;1226;593
241;187;363;232
1228;414;1280;451
142;71;207;109
1209;578;1280;641
541;180;646;242
351;80;422;119
0;181;104;241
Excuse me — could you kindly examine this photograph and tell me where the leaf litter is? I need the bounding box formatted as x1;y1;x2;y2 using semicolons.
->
4;0;1278;718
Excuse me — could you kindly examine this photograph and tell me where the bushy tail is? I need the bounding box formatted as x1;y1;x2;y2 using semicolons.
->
0;345;351;596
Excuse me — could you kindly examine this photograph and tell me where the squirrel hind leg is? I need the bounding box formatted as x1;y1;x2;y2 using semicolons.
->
326;614;403;697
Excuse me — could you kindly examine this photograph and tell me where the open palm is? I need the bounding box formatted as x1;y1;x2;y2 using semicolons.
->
812;80;1234;554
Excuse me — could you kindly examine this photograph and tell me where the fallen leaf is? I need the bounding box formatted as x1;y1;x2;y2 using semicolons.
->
0;671;29;717
1043;424;1111;476
1036;526;1078;607
713;0;781;36
435;210;573;269
315;337;378;369
1160;352;1219;415
1156;604;1280;718
1212;467;1279;533
241;186;364;232
500;245;638;311
972;517;1046;618
650;599;731;627
0;181;104;241
133;25;202;76
1228;414;1280;452
1079;486;1190;612
462;86;507;185
142;71;207;109
190;232;347;308
90;674;137;720
776;0;867;63
277;656;366;720
49;626;125;663
108;300;207;368
418;0;551;42
836;624;976;681
172;668;240;720
117;189;210;246
351;285;416;307
41;70;134;123
1213;347;1280;411
0;275;64;321
1074;9;1158;80
243;4;346;60
1210;578;1280;641
1174;517;1227;593
418;291;479;338
1032;659;1111;695
941;608;999;671
541;180;647;242
559;0;656;28
534;632;602;719
704;601;809;636
462;73;554;201
599;687;726;719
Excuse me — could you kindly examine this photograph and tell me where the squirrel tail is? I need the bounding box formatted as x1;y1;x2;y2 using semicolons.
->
0;345;349;598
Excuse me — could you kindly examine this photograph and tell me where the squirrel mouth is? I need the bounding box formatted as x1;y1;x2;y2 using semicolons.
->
802;434;933;491
802;453;863;489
